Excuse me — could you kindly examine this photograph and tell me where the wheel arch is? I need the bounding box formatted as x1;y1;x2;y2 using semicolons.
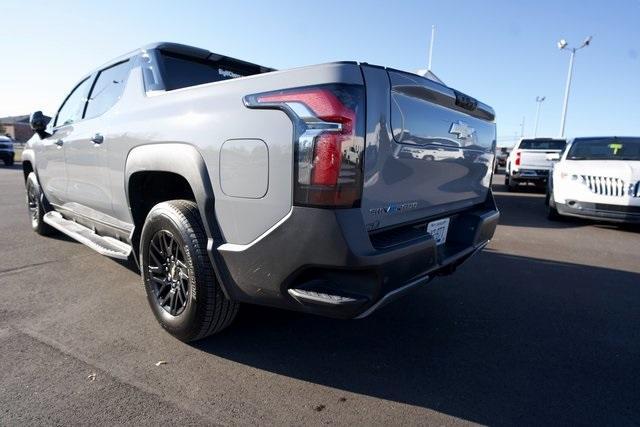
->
125;144;235;298
21;148;36;184
125;144;219;239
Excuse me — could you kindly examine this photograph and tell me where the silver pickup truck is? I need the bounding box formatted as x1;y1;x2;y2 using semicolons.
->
22;42;499;341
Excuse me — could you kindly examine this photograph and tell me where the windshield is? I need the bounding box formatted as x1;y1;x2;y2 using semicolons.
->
567;137;640;161
519;139;566;150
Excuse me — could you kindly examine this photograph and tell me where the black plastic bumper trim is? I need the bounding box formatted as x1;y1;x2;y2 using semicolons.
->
215;194;499;318
557;202;640;223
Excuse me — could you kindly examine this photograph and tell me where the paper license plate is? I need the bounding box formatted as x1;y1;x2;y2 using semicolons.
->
427;217;450;245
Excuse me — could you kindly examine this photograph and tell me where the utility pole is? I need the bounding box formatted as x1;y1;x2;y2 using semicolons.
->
557;36;592;137
534;96;546;138
427;25;436;71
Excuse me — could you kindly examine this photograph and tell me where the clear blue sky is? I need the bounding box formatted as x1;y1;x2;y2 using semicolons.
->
2;0;638;145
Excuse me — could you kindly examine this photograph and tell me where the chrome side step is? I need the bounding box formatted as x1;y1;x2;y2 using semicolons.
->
43;211;131;260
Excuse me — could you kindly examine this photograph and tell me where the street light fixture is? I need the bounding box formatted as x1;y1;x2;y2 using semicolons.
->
558;36;592;137
534;96;546;138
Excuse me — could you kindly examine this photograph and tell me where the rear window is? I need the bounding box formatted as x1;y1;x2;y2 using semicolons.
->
567;137;640;161
519;139;566;150
158;51;266;91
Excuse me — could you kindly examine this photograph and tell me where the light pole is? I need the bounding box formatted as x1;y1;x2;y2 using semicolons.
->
534;96;546;138
558;36;592;137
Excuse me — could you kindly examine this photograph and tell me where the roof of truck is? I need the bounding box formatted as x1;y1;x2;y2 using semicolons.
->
87;42;275;79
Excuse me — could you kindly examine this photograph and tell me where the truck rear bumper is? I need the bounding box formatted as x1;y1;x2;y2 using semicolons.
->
511;169;549;181
557;201;640;223
215;193;499;319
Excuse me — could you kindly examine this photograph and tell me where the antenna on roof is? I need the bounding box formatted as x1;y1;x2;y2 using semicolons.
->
428;25;436;71
416;25;444;84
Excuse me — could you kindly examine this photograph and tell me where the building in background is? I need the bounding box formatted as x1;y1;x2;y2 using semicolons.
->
0;115;34;142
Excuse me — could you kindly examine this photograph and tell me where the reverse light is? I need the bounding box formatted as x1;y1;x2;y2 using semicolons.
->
244;85;365;207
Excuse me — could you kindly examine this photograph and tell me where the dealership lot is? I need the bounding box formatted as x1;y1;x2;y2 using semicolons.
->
0;164;638;425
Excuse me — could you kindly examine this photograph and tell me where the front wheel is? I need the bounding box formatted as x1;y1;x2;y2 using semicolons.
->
546;190;562;221
25;172;55;236
140;200;238;342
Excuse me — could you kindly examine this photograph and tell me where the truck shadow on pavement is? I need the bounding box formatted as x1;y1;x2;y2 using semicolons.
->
492;190;582;230
195;251;640;425
493;189;640;232
491;173;581;229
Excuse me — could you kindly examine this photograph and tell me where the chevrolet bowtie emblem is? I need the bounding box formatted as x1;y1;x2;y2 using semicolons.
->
449;121;475;140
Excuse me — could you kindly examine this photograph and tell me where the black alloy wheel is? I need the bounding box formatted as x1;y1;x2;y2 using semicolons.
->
147;230;191;316
25;172;54;236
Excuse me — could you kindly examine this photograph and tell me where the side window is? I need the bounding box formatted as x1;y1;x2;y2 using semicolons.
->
84;60;130;120
54;77;93;127
141;52;163;92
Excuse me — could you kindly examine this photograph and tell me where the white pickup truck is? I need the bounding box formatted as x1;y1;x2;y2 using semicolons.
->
505;138;566;190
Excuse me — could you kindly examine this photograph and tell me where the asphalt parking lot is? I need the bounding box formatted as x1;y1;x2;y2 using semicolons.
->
1;164;639;426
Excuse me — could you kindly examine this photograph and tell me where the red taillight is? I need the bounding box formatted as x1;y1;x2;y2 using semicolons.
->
312;133;342;185
515;150;521;166
256;89;355;134
245;85;364;207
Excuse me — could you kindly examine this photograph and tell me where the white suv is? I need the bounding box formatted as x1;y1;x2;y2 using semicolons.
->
546;137;640;223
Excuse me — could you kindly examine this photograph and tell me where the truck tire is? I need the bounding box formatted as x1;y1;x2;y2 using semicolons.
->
26;172;55;236
140;200;238;342
506;176;518;192
5;158;14;166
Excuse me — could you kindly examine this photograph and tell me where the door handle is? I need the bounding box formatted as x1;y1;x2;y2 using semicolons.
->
54;140;64;147
91;133;104;144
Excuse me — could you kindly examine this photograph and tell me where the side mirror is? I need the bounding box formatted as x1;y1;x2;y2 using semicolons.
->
546;153;561;161
30;111;52;139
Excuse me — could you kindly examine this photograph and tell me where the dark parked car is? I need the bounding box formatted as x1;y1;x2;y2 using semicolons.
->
0;136;15;166
496;147;509;168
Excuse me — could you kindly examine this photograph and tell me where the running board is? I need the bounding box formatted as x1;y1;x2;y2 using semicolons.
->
43;211;131;260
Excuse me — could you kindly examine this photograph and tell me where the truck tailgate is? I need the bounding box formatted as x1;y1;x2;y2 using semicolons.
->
519;149;561;169
360;66;496;232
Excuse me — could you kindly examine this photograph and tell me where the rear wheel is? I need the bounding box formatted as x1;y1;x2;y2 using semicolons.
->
25;172;54;236
506;176;518;191
140;200;238;342
4;158;14;166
